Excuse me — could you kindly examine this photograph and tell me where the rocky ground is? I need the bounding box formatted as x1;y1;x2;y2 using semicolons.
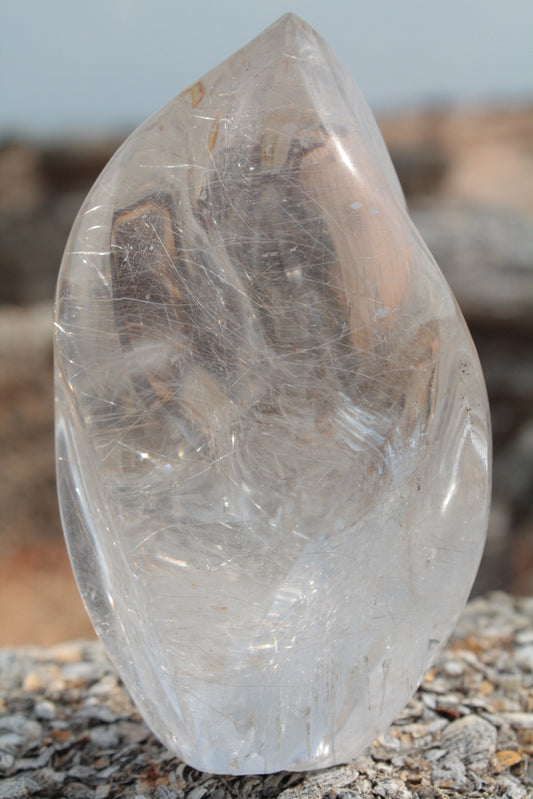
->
1;592;532;797
0;105;532;645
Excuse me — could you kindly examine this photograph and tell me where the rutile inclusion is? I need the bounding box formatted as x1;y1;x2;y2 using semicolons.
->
54;14;491;775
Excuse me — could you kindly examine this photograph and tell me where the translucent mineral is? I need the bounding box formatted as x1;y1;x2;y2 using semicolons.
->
54;14;491;775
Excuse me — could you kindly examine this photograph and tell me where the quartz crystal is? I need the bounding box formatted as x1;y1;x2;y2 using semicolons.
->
54;14;491;775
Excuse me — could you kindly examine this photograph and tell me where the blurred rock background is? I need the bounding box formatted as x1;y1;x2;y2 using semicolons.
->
1;105;532;645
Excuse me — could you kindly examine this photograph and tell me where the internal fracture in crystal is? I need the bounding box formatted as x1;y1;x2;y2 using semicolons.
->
54;14;491;774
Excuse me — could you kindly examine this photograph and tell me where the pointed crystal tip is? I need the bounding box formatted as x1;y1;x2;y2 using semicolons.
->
255;11;319;51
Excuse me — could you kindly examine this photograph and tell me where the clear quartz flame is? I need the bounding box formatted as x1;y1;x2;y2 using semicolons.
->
54;13;491;774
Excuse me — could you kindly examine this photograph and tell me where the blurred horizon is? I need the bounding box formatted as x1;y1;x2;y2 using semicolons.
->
1;0;532;141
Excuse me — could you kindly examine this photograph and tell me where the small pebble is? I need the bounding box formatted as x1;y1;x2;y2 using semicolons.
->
34;699;56;720
0;751;15;770
0;776;40;798
516;645;533;671
0;732;25;751
496;775;529;799
424;747;446;763
22;672;43;692
500;674;522;693
515;630;533;646
0;714;42;738
440;714;497;770
432;752;467;790
187;788;207;799
89;724;121;749
373;777;411;798
500;712;533;730
88;674;119;696
443;660;464;677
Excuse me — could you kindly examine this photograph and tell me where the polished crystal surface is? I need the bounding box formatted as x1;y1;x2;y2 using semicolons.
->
54;14;491;775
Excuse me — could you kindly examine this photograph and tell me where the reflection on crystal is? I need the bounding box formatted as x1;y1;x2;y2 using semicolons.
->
54;14;491;775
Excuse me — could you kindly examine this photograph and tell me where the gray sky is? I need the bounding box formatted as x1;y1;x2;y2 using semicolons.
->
1;0;532;139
